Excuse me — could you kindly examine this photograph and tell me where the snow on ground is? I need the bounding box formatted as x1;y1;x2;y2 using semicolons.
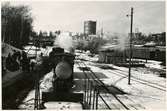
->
23;45;53;58
76;52;99;62
133;58;165;70
145;60;165;70
19;68;83;110
18;90;35;109
19;88;82;110
44;102;82;110
40;71;54;92
19;70;54;109
19;50;166;110
77;53;166;110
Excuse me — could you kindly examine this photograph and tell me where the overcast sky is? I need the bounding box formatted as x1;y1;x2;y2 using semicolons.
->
8;1;165;34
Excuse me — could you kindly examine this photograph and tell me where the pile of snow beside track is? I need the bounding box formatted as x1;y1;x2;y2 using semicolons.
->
40;71;54;92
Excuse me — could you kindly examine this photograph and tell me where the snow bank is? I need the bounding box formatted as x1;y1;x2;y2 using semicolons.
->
40;71;54;92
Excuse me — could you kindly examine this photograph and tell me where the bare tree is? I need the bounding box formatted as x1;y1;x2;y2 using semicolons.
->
2;2;33;49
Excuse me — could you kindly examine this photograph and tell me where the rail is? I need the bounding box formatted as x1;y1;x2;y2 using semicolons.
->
76;58;129;110
107;69;166;91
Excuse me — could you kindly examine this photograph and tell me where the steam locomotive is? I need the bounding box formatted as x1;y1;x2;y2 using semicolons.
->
48;47;75;92
41;47;84;108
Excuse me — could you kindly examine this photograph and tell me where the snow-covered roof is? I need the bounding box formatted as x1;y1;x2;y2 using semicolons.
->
23;45;40;50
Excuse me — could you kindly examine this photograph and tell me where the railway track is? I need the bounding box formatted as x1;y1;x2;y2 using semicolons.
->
84;59;165;91
76;59;130;110
75;57;165;109
113;69;165;88
105;68;166;91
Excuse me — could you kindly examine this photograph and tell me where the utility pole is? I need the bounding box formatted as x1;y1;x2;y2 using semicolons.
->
34;38;41;110
127;7;133;85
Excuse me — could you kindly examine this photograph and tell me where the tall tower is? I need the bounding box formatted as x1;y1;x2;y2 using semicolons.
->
84;20;96;35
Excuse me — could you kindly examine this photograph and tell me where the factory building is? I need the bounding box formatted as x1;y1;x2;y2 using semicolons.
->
84;20;96;35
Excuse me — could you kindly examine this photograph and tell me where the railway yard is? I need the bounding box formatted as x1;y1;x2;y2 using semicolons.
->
4;49;164;110
2;1;166;110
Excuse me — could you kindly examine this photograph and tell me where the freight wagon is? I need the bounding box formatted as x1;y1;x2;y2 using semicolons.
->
98;45;165;64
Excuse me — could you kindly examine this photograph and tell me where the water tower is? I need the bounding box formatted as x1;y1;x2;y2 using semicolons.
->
84;20;96;35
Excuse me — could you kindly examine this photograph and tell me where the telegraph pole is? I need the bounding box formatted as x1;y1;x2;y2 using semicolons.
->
128;7;133;85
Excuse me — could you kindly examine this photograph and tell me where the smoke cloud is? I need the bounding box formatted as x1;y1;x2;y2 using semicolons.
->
115;33;129;50
54;32;74;51
102;32;129;50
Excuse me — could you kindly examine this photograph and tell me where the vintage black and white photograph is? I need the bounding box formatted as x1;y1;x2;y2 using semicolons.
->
1;0;166;110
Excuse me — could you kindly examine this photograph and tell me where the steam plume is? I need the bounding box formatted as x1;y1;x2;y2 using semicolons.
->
102;32;129;50
54;32;74;51
115;33;129;50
